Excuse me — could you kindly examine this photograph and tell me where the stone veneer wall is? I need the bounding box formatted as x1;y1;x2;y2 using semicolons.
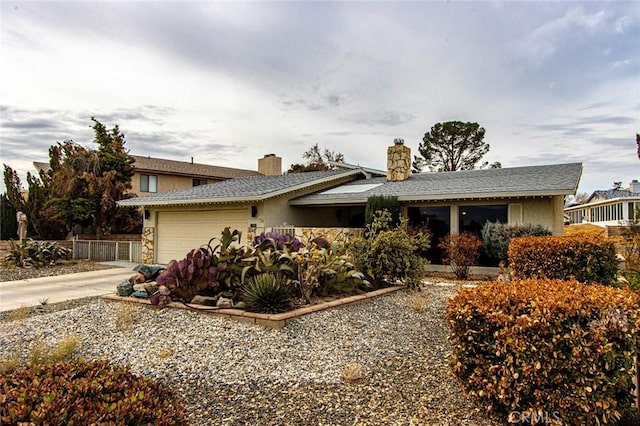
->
387;143;412;181
141;227;154;264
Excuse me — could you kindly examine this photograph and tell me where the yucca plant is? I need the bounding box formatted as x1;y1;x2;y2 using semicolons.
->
241;273;292;314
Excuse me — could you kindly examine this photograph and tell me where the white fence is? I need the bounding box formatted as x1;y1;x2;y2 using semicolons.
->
73;239;142;263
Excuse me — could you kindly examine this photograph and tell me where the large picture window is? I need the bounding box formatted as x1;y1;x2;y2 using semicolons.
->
408;206;450;264
459;205;508;236
140;174;158;193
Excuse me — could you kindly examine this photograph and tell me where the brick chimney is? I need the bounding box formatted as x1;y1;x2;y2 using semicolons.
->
258;154;282;176
630;179;640;194
387;138;411;181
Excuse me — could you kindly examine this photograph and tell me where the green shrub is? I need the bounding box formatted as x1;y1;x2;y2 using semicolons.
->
4;238;72;268
621;269;640;294
348;214;429;289
0;359;186;425
438;232;482;279
481;222;551;265
0;193;17;240
445;279;640;425
365;195;400;229
508;235;618;285
292;243;368;303
241;272;292;313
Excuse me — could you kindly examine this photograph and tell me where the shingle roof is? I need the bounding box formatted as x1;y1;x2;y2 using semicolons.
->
291;163;583;205
586;189;640;202
118;170;363;207
34;156;259;180
130;155;259;179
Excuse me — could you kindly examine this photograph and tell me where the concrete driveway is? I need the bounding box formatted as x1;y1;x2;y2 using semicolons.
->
0;262;138;312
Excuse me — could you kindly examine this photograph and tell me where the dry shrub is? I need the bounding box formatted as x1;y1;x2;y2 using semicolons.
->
446;279;640;425
0;354;21;374
28;334;80;367
157;348;174;359
48;334;80;363
564;223;605;238
508;235;618;285
114;302;139;330
7;305;30;322
409;293;430;313
340;362;367;384
438;232;482;279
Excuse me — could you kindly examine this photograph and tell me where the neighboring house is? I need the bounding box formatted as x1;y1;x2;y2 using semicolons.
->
565;180;640;226
34;154;267;196
119;141;582;265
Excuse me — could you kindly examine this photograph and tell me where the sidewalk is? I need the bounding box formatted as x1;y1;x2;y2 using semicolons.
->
0;262;138;312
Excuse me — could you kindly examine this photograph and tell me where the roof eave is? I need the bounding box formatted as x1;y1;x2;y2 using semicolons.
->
290;189;573;206
118;169;363;208
398;190;573;202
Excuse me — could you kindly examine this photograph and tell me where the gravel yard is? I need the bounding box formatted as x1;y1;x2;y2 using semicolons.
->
0;284;497;425
0;260;116;282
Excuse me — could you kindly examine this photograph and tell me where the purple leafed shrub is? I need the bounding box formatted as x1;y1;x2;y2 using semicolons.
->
156;248;219;302
252;231;304;252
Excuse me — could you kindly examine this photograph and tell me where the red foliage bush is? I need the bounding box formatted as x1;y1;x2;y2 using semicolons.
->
0;359;187;425
438;232;482;279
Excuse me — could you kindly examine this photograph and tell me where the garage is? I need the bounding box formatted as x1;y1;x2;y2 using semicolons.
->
155;209;247;264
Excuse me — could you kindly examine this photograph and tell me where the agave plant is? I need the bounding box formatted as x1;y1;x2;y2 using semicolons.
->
240;273;292;314
4;239;72;268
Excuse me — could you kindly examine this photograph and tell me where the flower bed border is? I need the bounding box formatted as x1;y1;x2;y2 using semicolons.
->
102;286;404;329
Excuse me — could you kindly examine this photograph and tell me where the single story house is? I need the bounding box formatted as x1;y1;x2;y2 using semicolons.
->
119;141;582;264
565;180;640;226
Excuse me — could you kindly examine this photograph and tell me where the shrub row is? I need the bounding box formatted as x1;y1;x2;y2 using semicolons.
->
446;279;640;425
508;235;618;285
481;222;551;265
0;359;187;425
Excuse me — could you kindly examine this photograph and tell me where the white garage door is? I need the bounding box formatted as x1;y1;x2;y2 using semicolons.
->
156;209;247;264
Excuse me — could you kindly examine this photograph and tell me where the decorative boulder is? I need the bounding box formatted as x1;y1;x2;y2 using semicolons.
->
131;290;149;298
116;280;134;297
216;297;233;309
190;295;218;306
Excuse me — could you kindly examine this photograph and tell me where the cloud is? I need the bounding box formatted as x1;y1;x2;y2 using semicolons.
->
1;1;637;196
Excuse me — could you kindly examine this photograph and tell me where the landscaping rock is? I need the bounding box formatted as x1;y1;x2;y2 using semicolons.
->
216;296;233;308
143;282;159;295
190;295;218;306
116;280;133;297
130;290;148;298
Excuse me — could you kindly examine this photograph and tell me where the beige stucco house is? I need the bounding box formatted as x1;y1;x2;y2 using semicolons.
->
34;154;265;197
119;142;582;265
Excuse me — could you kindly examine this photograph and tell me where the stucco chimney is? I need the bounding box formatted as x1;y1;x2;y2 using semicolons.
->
387;138;411;181
258;154;282;176
630;179;640;194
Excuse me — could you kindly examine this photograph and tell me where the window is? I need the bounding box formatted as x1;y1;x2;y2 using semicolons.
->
140;174;157;193
408;206;450;264
459;205;508;236
193;178;208;187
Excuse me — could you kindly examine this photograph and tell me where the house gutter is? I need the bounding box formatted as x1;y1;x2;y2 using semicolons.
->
290;190;575;206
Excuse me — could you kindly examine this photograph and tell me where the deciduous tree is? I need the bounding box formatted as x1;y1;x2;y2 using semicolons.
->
413;121;500;172
288;143;345;173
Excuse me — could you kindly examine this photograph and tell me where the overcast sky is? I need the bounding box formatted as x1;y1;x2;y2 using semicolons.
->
1;1;638;195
